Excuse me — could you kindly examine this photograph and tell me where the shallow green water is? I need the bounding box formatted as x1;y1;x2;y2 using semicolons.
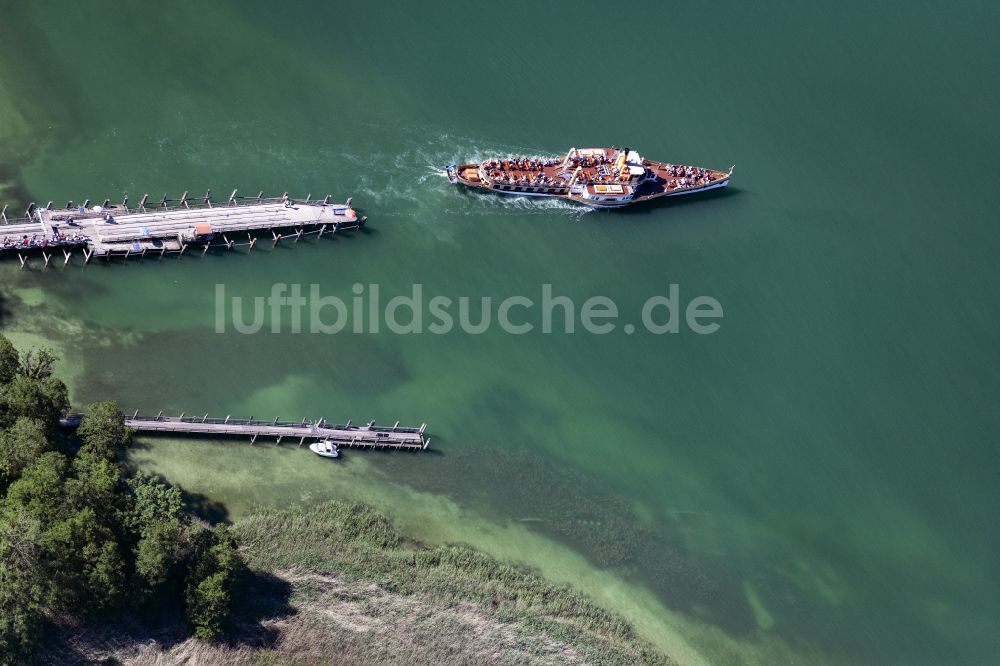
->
2;1;999;663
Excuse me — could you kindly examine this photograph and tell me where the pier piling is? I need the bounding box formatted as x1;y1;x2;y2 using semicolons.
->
3;190;361;264
69;412;434;451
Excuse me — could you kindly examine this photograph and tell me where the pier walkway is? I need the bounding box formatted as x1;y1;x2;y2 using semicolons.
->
61;412;430;451
1;190;366;267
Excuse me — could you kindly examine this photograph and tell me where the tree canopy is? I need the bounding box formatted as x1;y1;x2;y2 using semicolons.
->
0;335;242;661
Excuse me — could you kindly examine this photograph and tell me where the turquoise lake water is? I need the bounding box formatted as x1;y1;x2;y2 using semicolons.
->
2;2;999;663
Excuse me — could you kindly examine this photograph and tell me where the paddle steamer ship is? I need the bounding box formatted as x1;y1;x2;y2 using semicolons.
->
447;147;732;208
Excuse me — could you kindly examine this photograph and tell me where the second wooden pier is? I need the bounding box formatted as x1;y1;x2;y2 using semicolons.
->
62;412;430;451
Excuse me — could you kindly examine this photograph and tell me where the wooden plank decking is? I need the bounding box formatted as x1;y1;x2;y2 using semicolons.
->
1;192;366;266
61;413;430;451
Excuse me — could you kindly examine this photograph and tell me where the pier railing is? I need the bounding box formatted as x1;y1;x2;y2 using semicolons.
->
61;411;430;451
3;191;345;223
129;413;426;434
1;190;366;267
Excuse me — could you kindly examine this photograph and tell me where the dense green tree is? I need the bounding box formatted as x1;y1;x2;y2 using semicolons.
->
123;473;185;538
0;339;68;433
135;519;187;590
4;452;68;527
76;400;134;459
187;572;230;639
185;526;242;639
0;506;46;659
43;508;124;614
38;376;70;424
0;374;69;431
124;475;190;603
0;417;49;491
0;335;242;659
0;337;18;385
65;450;120;516
17;348;58;381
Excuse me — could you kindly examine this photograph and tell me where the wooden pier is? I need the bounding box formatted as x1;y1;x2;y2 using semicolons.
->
1;190;367;268
61;412;430;451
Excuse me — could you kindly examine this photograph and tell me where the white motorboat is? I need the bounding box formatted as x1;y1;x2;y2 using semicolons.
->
309;440;340;458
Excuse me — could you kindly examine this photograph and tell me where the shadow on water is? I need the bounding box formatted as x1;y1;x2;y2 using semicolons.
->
356;224;378;238
608;185;743;217
0;289;12;328
0;162;34;214
180;486;231;524
449;181;740;218
121;449;232;524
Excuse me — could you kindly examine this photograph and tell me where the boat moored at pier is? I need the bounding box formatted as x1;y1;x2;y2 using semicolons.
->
447;147;732;208
309;440;341;458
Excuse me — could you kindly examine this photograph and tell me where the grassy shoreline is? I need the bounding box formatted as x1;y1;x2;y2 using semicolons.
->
52;501;668;665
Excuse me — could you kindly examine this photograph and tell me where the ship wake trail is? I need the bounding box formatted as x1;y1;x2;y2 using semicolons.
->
345;130;592;218
446;191;593;217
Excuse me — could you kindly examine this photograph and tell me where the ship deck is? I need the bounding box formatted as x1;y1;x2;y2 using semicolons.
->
462;147;729;202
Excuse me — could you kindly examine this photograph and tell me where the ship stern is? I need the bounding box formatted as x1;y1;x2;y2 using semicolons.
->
448;163;487;189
